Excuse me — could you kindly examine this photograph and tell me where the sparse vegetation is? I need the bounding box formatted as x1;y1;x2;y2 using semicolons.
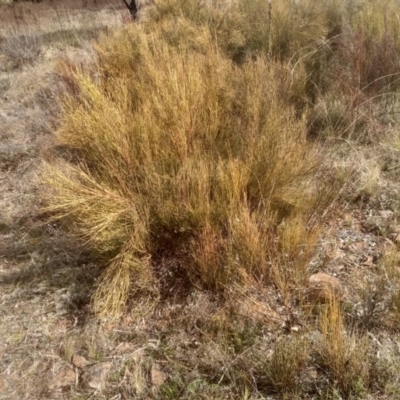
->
0;33;42;68
1;0;400;398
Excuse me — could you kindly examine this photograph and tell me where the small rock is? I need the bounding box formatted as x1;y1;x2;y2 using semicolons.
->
71;354;90;369
151;363;168;388
83;361;112;390
111;342;134;355
391;225;400;234
306;272;347;303
350;241;365;252
47;367;76;390
362;255;375;267
379;210;393;218
395;233;400;245
291;325;301;332
326;247;346;260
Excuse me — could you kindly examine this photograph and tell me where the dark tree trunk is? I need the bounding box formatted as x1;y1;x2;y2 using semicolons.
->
122;0;138;20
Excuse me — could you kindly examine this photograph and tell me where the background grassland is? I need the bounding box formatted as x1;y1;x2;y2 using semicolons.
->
2;0;400;399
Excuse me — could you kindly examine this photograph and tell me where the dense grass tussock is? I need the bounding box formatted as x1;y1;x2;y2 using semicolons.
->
44;0;400;317
45;5;335;316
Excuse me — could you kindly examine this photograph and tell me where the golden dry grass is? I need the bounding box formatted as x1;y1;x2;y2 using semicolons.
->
317;298;370;397
44;11;336;317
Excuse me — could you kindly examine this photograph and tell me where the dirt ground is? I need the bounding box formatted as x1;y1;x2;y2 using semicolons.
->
0;4;131;398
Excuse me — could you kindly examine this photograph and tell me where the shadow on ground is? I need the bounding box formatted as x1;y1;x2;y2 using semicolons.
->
0;215;103;323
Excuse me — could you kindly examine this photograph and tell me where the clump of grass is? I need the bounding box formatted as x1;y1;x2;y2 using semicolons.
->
146;0;341;112
264;335;310;398
60;335;77;363
307;0;400;141
147;0;337;59
378;245;400;328
348;0;400;97
316;299;369;397
44;4;334;317
0;33;42;68
124;352;148;396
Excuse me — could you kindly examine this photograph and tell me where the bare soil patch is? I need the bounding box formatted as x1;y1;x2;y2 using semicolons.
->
0;0;125;37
